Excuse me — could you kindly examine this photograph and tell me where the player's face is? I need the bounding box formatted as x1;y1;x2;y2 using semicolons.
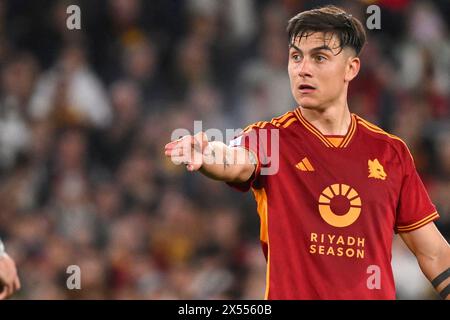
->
288;32;359;110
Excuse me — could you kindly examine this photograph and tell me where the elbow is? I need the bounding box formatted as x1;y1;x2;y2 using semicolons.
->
417;244;448;265
416;245;450;277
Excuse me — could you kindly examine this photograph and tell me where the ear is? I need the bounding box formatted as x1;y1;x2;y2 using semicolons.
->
344;55;360;82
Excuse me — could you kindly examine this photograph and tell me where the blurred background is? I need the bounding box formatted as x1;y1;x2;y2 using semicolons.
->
0;0;448;299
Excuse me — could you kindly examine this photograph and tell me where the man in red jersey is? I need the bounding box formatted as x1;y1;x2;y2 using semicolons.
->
164;6;449;299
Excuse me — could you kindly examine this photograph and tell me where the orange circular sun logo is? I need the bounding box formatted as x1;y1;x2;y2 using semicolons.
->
318;184;362;228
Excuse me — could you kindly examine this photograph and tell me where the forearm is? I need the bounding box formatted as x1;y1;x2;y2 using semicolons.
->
199;141;254;182
418;246;450;299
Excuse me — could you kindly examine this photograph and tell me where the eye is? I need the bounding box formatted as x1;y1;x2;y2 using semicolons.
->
315;55;327;62
291;54;302;62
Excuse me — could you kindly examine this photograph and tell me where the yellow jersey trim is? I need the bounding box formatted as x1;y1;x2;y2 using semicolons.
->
294;109;334;147
294;108;357;148
397;211;439;232
251;187;271;300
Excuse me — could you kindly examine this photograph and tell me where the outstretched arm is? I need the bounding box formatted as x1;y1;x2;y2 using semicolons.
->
164;132;256;183
400;222;450;299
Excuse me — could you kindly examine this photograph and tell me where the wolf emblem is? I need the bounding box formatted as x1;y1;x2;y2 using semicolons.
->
368;159;387;180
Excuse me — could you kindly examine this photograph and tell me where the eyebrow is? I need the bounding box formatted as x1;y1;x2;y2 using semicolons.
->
289;44;334;54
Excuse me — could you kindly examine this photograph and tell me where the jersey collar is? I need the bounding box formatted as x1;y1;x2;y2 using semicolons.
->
294;107;357;148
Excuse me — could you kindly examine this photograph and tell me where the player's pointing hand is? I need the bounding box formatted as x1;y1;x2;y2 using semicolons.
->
164;132;209;171
0;253;21;300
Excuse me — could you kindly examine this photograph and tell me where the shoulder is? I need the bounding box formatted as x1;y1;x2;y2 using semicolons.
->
242;110;298;134
355;115;413;162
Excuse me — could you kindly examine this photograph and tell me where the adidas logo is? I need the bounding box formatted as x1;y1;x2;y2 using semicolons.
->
296;157;315;172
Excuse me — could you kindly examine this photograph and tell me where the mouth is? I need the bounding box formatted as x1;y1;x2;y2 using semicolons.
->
298;84;316;94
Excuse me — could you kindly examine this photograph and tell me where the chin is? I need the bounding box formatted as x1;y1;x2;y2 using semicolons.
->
297;98;321;110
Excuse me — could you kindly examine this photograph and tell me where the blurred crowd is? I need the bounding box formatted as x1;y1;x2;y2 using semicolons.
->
0;0;448;299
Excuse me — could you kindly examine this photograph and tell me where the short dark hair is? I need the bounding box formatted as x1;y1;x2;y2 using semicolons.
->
287;5;367;56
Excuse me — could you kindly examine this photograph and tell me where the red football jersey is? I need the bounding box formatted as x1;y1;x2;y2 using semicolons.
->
227;107;439;300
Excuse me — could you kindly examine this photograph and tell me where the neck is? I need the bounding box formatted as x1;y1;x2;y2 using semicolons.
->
300;100;351;136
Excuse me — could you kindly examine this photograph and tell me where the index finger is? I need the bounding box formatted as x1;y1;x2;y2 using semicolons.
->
165;139;182;150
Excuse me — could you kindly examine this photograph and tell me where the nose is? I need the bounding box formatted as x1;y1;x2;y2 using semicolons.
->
298;58;312;78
